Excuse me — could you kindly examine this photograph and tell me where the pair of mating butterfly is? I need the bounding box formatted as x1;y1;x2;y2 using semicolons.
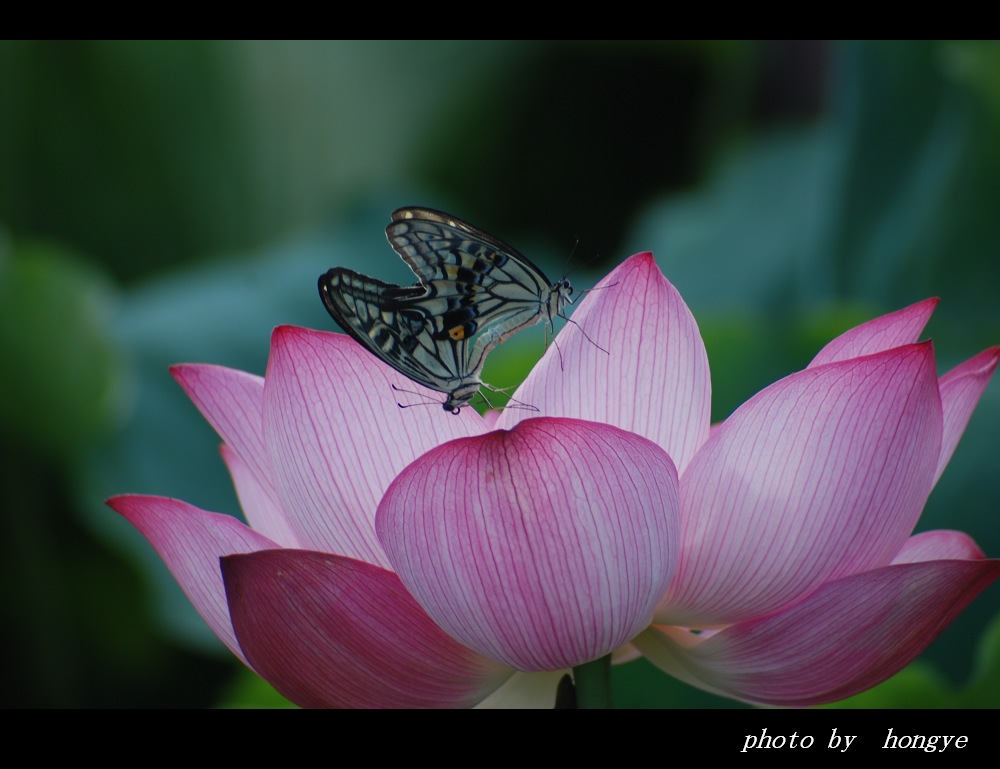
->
319;207;574;414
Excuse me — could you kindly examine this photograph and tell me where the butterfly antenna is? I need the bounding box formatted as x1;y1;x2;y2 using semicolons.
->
390;382;441;411
560;236;614;284
574;280;620;298
560;236;581;281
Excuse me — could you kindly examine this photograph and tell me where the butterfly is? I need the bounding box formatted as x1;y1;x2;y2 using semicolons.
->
318;207;573;414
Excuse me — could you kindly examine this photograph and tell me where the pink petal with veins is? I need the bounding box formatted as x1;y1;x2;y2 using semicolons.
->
892;530;985;564
223;549;511;708
659;343;942;627
378;417;680;671
809;298;938;367
934;346;1000;485
172;364;273;498
107;494;278;663
220;444;301;547
261;326;487;566
499;253;711;475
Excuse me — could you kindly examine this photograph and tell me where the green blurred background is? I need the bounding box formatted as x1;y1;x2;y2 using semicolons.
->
1;40;998;708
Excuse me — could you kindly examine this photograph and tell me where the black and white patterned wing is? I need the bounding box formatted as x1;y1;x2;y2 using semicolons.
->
386;207;572;349
318;268;483;412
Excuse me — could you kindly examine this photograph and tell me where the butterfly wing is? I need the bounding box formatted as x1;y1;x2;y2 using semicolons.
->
386;207;571;357
318;268;482;405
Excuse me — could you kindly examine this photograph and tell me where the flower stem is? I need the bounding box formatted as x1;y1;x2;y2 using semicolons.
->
572;654;612;708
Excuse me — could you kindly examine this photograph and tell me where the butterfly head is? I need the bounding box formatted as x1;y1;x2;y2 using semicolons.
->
548;278;574;322
442;382;481;414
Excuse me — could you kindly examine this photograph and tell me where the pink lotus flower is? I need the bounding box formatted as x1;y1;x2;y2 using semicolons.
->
108;253;1000;708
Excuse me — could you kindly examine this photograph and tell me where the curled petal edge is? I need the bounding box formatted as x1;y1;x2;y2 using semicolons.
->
636;557;1000;707
892;530;985;564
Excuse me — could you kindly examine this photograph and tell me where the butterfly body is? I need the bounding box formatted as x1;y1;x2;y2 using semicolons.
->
319;207;572;413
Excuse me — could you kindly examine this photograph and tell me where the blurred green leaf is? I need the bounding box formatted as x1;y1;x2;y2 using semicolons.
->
613;658;750;709
217;665;296;709
822;663;958;709
0;41;523;283
960;607;1000;707
827;42;1000;325
629;125;839;316
0;237;125;460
